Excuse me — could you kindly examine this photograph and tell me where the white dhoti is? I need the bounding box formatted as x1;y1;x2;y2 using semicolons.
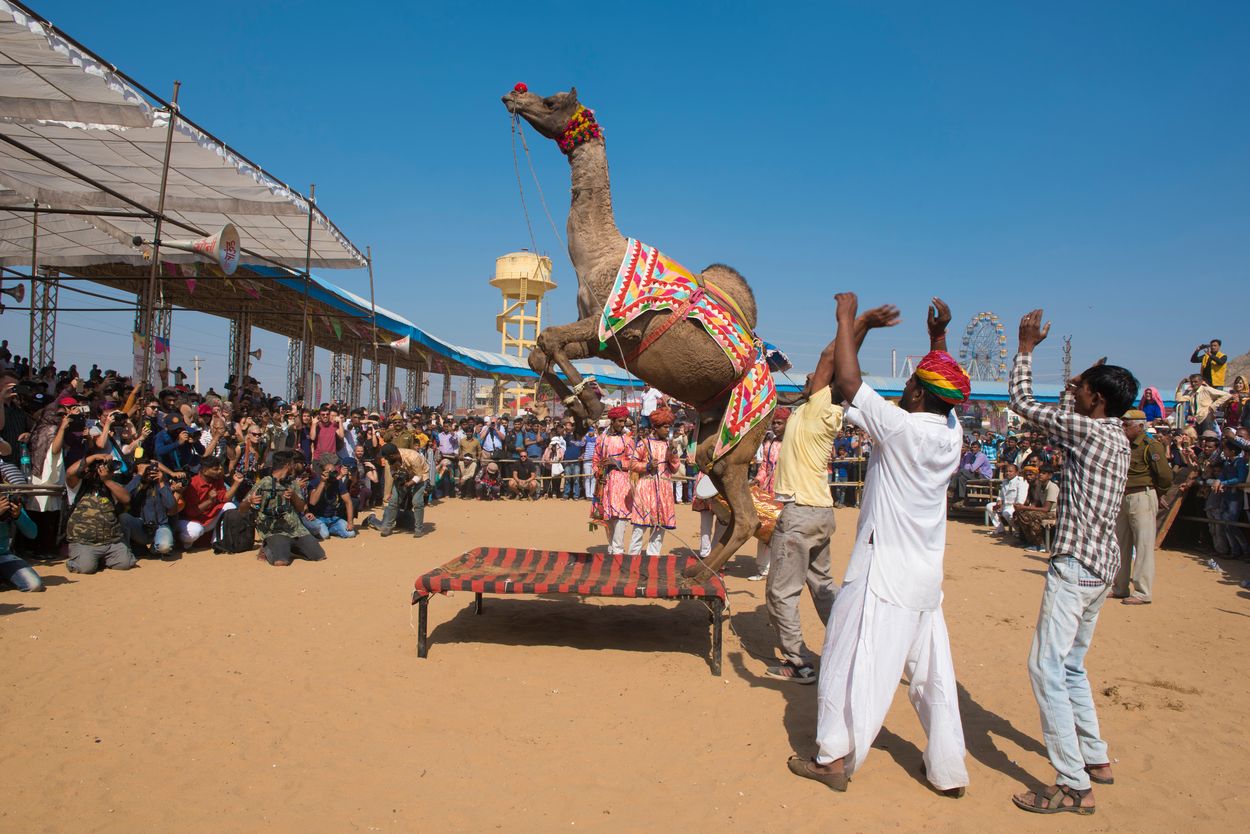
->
606;518;628;555
815;575;969;791
698;510;726;559
628;525;665;556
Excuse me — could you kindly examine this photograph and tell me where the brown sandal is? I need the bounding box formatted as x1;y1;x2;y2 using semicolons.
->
787;755;848;792
1085;764;1114;785
1012;784;1095;815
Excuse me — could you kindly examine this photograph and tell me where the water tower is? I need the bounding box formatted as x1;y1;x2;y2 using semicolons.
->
491;251;556;414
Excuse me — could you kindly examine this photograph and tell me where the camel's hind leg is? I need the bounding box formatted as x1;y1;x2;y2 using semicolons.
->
684;416;769;578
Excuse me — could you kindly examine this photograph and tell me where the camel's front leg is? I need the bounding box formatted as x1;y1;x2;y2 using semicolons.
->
534;317;606;422
527;343;583;418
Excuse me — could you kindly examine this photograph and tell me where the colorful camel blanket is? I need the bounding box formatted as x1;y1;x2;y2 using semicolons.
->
599;238;776;459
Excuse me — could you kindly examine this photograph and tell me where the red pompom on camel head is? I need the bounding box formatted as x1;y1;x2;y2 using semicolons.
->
502;84;600;153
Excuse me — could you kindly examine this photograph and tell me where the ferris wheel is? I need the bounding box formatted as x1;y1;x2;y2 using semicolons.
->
959;312;1008;382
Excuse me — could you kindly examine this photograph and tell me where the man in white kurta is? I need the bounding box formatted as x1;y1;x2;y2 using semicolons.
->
789;294;970;796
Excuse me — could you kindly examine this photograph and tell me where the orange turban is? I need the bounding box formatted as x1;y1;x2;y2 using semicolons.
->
607;405;630;420
649;407;675;428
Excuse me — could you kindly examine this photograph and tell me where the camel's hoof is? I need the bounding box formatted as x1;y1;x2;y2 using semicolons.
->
682;562;710;580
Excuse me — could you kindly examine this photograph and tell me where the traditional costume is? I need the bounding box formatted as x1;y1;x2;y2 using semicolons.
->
628;408;681;555
591;406;636;554
814;351;971;792
750;408;787;579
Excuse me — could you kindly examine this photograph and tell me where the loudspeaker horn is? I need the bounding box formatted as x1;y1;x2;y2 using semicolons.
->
132;223;241;275
0;283;24;304
248;348;263;360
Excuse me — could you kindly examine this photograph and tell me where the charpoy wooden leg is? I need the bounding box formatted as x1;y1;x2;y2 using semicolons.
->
417;596;429;658
474;592;484;615
710;599;724;676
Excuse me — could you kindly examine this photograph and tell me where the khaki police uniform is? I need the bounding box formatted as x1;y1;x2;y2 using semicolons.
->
1113;426;1173;602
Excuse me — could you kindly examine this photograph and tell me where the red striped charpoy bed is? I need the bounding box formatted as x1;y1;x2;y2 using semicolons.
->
412;547;728;675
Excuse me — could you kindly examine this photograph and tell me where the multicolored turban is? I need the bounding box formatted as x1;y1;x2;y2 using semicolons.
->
772;407;791;424
607;405;630;420
649;407;675;428
915;350;971;405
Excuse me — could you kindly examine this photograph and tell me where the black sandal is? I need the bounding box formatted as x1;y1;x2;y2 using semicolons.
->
1012;784;1094;815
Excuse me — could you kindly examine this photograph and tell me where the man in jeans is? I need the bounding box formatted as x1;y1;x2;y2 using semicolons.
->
561;429;585;499
120;460;176;558
1009;309;1135;815
377;442;430;537
306;453;357;539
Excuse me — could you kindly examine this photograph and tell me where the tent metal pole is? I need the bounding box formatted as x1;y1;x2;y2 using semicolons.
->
299;184;315;407
367;246;379;413
0;205;150;219
140;81;180;391
27;201;37;364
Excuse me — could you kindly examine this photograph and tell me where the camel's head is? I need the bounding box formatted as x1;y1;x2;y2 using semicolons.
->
502;84;589;144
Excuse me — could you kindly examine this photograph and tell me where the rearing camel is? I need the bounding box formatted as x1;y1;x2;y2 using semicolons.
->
502;84;768;576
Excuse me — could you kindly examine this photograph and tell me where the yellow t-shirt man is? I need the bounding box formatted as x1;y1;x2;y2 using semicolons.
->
773;386;844;508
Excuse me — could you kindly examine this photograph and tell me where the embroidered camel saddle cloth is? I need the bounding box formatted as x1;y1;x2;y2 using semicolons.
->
599;238;776;459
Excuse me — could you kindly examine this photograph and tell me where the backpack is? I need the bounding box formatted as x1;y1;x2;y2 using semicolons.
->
214;508;256;554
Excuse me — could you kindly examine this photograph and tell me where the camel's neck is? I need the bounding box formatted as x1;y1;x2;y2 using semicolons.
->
566;140;624;278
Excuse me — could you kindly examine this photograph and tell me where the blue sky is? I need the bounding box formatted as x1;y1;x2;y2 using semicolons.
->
5;0;1248;396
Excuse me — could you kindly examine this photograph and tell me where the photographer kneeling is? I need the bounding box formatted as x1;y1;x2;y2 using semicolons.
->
251;451;325;566
65;452;135;574
376;442;429;538
120;460;176;558
306;453;356;539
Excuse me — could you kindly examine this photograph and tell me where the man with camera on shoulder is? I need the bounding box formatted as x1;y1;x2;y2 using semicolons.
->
250;451;326;566
65;452;135;574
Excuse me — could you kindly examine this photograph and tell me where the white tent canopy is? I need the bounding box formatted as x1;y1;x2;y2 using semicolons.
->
0;0;365;269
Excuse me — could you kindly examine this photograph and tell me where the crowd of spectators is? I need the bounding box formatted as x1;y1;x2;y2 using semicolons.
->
6;337;1241;595
952;341;1250;569
0;353;875;593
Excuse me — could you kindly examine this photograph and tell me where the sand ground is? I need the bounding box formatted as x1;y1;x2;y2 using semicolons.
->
1;497;1247;833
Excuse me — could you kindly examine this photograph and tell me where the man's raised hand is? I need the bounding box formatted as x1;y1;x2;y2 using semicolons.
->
835;292;859;324
858;304;901;331
927;297;952;337
1017;309;1051;354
